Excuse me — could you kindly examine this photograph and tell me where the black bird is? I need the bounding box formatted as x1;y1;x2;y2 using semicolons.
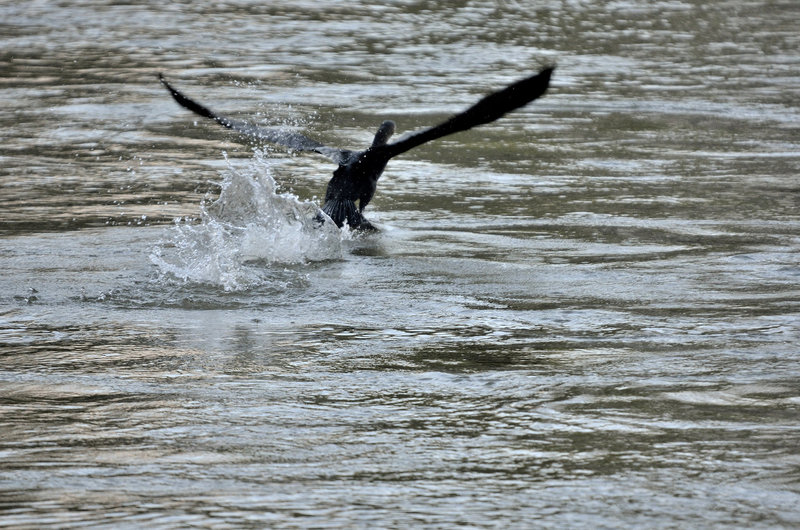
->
158;67;553;230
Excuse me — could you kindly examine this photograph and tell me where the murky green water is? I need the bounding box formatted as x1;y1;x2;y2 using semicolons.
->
2;1;799;527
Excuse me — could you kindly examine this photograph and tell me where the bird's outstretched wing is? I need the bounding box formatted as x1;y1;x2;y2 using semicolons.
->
378;66;554;160
158;74;348;164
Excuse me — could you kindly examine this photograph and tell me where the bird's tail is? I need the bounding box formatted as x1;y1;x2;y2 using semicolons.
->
321;199;374;230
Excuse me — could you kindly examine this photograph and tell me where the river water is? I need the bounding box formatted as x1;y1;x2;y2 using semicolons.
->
2;0;799;527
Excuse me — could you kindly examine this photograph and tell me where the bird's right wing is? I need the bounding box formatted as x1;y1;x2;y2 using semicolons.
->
378;66;554;160
158;74;348;164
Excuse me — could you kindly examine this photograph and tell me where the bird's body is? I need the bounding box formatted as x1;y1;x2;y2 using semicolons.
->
159;67;553;229
321;129;394;229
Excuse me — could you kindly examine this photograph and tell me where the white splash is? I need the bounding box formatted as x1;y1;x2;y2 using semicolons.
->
151;152;343;291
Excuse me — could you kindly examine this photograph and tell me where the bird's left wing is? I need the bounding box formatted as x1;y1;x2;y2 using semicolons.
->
158;74;348;164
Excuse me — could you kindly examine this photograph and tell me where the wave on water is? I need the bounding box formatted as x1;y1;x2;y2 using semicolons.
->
150;152;344;291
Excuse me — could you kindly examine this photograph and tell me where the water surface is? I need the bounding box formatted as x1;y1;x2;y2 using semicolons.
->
2;0;799;527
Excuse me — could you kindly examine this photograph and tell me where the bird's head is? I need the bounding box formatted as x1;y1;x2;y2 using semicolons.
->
371;120;396;147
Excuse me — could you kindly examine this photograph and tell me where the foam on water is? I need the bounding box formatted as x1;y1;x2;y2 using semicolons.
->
151;152;343;291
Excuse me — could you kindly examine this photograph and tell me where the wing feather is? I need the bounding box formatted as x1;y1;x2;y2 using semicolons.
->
158;74;347;164
377;66;553;160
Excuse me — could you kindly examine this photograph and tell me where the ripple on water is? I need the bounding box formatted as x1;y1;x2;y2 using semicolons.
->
2;0;800;527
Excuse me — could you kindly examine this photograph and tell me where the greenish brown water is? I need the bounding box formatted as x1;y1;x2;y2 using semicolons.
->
2;1;799;527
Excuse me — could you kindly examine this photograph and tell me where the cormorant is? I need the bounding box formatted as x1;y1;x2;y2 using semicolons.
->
158;66;553;230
